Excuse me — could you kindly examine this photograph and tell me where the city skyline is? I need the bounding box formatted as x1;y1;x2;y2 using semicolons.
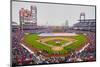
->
12;1;95;26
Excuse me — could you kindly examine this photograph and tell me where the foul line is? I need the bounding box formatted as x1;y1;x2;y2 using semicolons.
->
79;43;90;53
20;43;34;54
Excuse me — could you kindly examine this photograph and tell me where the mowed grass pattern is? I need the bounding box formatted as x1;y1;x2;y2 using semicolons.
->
23;34;87;54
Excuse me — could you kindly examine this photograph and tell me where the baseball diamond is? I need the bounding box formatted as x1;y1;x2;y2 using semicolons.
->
21;33;88;56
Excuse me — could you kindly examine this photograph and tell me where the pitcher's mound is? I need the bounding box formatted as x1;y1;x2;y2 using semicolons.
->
52;46;63;51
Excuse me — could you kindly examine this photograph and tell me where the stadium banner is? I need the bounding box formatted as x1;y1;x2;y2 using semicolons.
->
11;0;96;66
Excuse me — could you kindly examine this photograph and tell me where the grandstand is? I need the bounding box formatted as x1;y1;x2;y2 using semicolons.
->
11;5;96;66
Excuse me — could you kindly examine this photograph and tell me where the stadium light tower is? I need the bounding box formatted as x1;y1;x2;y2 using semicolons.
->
30;5;37;26
80;12;85;23
63;20;69;31
19;8;24;33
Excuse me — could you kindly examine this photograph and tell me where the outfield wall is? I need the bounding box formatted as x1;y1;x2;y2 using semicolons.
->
38;33;77;37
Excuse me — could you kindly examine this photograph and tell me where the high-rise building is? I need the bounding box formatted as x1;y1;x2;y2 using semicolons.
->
65;20;69;27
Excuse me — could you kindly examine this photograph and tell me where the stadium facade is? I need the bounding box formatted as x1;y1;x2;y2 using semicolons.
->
73;13;96;32
11;22;19;32
73;19;96;32
19;5;37;33
18;5;53;33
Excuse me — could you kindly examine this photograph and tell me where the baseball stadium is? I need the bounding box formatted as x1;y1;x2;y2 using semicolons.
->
12;1;96;66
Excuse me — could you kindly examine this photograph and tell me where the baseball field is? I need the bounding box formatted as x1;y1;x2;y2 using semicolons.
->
22;33;87;55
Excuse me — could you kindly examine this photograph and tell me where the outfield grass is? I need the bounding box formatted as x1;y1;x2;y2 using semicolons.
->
23;33;87;54
64;34;87;52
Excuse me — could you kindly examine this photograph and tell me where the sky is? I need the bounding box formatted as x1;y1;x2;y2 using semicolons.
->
12;1;95;26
